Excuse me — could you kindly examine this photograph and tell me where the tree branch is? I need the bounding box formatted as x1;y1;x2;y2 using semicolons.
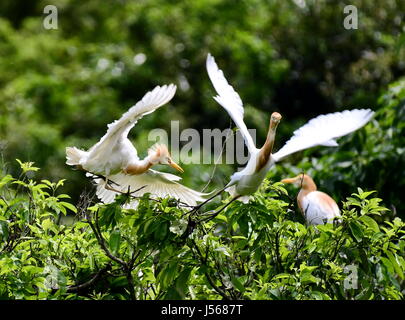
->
67;263;112;293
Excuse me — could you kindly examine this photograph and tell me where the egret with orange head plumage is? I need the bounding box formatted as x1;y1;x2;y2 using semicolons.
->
66;84;210;208
204;53;374;209
281;174;341;225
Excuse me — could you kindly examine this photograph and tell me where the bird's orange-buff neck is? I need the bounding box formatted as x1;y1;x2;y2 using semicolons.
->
297;175;317;212
124;160;153;175
256;112;282;171
123;153;159;175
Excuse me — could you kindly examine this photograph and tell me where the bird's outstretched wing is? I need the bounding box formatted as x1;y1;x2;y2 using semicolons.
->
272;109;374;162
88;84;177;159
94;169;209;208
206;54;256;153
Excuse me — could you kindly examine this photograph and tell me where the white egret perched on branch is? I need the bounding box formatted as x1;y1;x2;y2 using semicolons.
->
204;53;374;208
281;174;341;225
66;84;209;208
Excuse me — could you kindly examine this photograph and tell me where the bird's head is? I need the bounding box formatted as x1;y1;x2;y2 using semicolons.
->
270;112;282;130
281;174;315;189
148;144;184;173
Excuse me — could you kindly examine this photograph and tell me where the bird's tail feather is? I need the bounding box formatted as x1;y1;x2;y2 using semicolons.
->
66;147;87;166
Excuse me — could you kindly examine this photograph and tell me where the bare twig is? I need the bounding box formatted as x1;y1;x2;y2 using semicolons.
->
201;119;233;193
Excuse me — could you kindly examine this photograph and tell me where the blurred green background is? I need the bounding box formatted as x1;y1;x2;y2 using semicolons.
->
0;0;404;215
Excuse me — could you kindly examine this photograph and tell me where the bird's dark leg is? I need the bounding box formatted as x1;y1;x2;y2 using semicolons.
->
104;182;147;197
99;177;127;194
86;172;120;188
128;185;147;195
85;170;148;202
199;195;241;223
103;181;121;193
86;172;126;194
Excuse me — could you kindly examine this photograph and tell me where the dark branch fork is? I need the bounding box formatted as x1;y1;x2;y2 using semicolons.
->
66;263;112;293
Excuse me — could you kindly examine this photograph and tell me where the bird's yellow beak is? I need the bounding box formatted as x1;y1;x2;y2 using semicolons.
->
169;160;184;173
281;177;296;184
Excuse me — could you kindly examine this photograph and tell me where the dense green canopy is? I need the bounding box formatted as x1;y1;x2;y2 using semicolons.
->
0;0;404;300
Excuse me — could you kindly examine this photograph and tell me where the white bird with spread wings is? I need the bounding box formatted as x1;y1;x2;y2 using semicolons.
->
66;84;209;208
206;53;374;203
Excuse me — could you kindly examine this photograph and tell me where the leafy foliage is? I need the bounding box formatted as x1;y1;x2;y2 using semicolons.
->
0;161;404;300
0;0;404;300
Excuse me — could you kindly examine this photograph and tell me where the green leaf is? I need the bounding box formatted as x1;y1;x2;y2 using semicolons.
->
99;203;122;228
154;221;169;241
174;267;193;299
214;214;228;223
273;273;292;280
231;275;245;293
359;215;380;233
300;264;320;284
109;229;121;254
56;179;66;188
231;236;247;240
0;220;9;239
310;291;330;300
380;257;394;275
60;202;77;214
385;251;404;280
355;283;374;300
349;221;363;242
355;188;376;200
41;218;54;232
0;175;14;189
214;246;231;257
301;272;320;285
159;261;178;289
16;159;40;173
253;247;262;264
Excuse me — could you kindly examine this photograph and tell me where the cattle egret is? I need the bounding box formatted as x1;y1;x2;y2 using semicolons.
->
281;174;341;225
205;53;374;205
66;84;209;207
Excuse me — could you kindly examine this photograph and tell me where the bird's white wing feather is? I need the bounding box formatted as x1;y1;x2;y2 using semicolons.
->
272;109;374;162
206;54;256;153
88;84;177;159
94;169;208;208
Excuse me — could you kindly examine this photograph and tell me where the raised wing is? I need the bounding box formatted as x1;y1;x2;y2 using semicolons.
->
272;109;374;162
94;169;209;208
206;54;256;153
88;84;177;158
